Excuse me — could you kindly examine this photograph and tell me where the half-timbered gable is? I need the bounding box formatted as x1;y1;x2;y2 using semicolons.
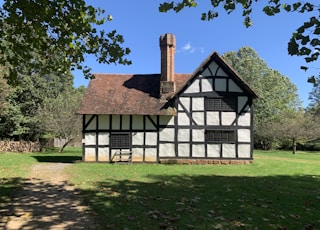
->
77;33;257;163
159;52;257;161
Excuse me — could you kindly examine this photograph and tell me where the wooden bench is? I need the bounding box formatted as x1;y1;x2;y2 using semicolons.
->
111;150;133;163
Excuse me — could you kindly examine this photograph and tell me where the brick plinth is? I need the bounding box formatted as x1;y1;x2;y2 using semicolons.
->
159;159;253;165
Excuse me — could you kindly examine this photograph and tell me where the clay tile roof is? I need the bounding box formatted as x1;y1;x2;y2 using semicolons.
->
77;73;191;115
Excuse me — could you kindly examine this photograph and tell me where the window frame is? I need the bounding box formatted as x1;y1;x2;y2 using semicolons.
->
205;130;236;143
110;132;131;149
205;97;237;112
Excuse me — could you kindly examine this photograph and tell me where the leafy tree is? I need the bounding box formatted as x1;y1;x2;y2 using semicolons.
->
222;47;300;149
37;87;85;152
0;0;131;84
159;1;320;83
266;109;320;154
307;77;320;114
0;70;74;141
0;67;10;117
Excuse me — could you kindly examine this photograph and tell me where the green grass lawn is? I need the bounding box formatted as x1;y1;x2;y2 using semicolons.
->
1;149;320;229
0;152;36;209
67;150;320;229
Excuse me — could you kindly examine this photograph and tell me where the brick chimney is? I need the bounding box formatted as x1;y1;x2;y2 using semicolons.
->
160;33;176;96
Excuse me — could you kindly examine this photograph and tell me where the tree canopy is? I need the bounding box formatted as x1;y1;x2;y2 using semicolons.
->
160;1;320;83
37;86;85;152
222;47;300;149
308;78;320;113
0;67;10;116
2;1;319;84
0;0;131;84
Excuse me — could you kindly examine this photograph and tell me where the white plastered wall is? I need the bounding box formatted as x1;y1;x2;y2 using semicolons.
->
222;144;236;158
159;116;175;157
178;144;190;157
201;78;213;92
207;144;221;158
238;129;251;142
85;133;96;145
159;143;175;157
207;112;220;125
132;132;144;145
238;113;251;126
238;144;251;158
192;144;205;157
184;79;200;93
98;148;109;161
221;112;236;126
84;148;95;161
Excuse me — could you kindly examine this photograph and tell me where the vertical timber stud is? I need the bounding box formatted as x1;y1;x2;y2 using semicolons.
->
235;99;239;159
109;115;113;162
95;115;99;162
174;100;178;157
82;115;85;161
204;101;208;158
250;98;254;159
189;97;193;158
157;115;160;162
143;115;146;162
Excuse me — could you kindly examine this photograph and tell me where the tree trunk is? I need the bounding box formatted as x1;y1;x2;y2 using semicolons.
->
58;137;74;153
292;137;296;154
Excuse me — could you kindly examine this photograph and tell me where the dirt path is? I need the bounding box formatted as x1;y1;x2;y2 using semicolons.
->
1;163;97;230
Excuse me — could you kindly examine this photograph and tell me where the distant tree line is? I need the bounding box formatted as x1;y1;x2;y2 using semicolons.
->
223;47;320;153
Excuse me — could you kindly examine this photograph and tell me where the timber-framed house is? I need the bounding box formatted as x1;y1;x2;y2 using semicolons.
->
77;33;258;164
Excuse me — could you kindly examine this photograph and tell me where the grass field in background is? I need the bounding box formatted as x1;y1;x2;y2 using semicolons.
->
1;149;320;229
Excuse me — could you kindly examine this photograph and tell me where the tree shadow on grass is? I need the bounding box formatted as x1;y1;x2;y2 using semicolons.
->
32;155;81;163
80;174;320;229
0;178;21;218
1;172;320;229
0;177;97;229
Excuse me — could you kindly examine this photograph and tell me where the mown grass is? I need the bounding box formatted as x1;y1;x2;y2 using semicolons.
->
67;151;320;229
0;152;36;209
1;149;320;229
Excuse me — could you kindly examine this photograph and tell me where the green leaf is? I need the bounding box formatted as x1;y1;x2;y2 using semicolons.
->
292;2;302;11
301;35;310;45
300;66;308;71
243;16;252;28
310;38;320;46
314;28;320;35
288;37;299;55
307;76;316;84
282;4;291;12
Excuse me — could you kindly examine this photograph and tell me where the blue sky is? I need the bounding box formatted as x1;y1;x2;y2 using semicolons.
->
75;0;319;107
0;0;317;106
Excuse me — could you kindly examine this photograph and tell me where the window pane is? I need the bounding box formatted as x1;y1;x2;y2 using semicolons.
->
205;130;235;143
205;98;236;111
110;133;130;148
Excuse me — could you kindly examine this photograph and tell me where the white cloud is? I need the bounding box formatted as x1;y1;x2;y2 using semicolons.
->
179;42;204;54
182;42;192;51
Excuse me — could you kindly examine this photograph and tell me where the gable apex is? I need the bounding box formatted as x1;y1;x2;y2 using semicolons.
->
172;51;258;99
